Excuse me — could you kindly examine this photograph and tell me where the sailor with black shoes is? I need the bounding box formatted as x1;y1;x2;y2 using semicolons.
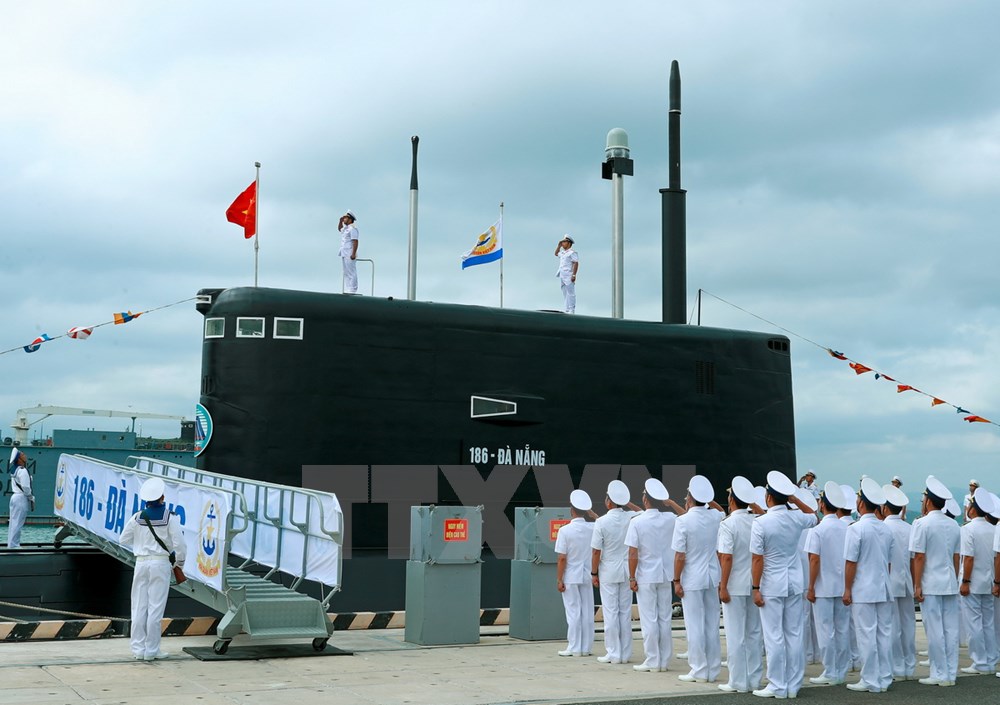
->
672;474;725;684
806;482;851;687
959;487;997;675
625;478;680;673
717;476;764;693
881;483;917;682
591;480;638;664
749;470;818;699
910;475;961;687
555;489;596;657
843;478;895;694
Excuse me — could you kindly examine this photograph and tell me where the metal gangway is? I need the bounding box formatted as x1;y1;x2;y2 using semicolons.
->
53;454;342;654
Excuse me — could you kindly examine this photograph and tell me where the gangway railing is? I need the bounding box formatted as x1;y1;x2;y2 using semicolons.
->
54;454;342;654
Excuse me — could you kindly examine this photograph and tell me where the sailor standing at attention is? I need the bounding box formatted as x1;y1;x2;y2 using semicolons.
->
554;235;579;314
806;482;850;687
843;478;895;693
338;210;360;294
591;480;639;664
672;475;725;684
959;487;997;675
910;475;961;687
880;483;917;682
626;478;683;672
717;476;765;693
749;470;818;700
837;483;860;672
7;448;33;548
555;490;597;657
119;477;186;661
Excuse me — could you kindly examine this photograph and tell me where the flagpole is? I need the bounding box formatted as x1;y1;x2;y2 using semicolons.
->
499;201;504;308
253;161;261;287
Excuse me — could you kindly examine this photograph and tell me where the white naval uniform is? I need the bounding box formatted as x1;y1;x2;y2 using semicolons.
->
798;529;819;664
7;465;32;548
883;513;916;678
556;247;579;313
625;508;676;670
119;506;186;659
993;524;1000;667
749;504;817;699
909;509;961;683
555;517;596;656
672;505;724;682
844;513;895;693
839;514;859;669
339;223;360;293
960;516;997;672
591;507;635;663
717;508;763;692
807;514;850;683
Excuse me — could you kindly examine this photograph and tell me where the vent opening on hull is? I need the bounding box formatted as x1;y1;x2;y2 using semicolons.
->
695;361;715;395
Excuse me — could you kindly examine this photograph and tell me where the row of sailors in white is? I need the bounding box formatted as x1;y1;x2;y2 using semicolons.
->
553;471;1000;699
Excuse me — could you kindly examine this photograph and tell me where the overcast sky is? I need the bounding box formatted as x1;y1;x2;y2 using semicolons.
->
2;1;998;495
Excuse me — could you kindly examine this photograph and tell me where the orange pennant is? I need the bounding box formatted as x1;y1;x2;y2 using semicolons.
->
849;363;872;375
964;415;991;424
931;398;946;407
896;385;915;393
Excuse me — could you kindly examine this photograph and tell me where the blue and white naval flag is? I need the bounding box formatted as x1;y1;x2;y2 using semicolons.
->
461;218;503;269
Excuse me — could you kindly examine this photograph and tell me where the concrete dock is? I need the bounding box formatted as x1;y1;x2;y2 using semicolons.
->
1;621;995;705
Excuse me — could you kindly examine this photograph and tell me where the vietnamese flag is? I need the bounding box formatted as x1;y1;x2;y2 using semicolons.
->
226;182;257;239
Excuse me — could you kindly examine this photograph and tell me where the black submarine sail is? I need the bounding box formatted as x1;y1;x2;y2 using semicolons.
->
195;61;796;612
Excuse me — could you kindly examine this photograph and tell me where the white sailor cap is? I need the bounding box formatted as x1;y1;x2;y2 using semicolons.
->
139;477;166;502
9;447;21;465
766;470;796;497
345;209;357;221
891;475;902;483
754;486;767;508
839;484;856;509
644;478;669;501
988;492;1000;521
729;476;756;505
925;475;953;502
944;497;960;518
794;487;818;511
562;234;574;244
688;475;715;504
970;479;980;486
607;480;630;506
972;487;996;517
570;489;592;512
823;481;847;511
882;484;909;507
860;477;886;506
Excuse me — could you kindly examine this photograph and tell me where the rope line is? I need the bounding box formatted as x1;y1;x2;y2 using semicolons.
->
0;598;129;622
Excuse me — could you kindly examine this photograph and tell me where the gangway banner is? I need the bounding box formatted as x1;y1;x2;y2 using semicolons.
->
54;455;230;591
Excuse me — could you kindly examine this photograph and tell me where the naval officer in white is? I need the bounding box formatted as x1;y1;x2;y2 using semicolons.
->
672;475;725;683
626;478;680;672
591;480;638;664
806;481;851;686
843;477;895;693
881;483;916;682
717;476;764;693
750;470;818;699
959;487;997;674
556;489;597;657
911;475;961;686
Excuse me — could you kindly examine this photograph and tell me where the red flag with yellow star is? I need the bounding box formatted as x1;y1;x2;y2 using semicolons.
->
226;182;257;239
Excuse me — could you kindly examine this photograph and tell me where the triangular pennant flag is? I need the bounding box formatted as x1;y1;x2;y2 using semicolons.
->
849;363;872;375
931;398;946;407
874;373;895;382
956;407;970;414
23;333;52;353
113;311;141;325
67;326;94;340
896;385;916;393
964;415;991;424
827;349;847;360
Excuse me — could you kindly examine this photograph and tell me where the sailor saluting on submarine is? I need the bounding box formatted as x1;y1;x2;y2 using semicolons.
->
7;447;34;548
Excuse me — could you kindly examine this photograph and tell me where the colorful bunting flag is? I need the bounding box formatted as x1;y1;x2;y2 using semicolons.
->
23;334;52;353
896;385;915;393
931;398;946;407
964;415;991;424
849;363;872;375
113;311;141;325
874;373;895;382
67;326;93;340
956;407;970;414
226;181;257;239
827;349;847;360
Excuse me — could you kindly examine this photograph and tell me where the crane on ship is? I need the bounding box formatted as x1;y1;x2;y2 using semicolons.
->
10;405;187;445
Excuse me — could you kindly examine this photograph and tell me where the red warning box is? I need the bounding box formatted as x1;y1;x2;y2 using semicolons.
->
444;518;469;542
549;519;570;541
